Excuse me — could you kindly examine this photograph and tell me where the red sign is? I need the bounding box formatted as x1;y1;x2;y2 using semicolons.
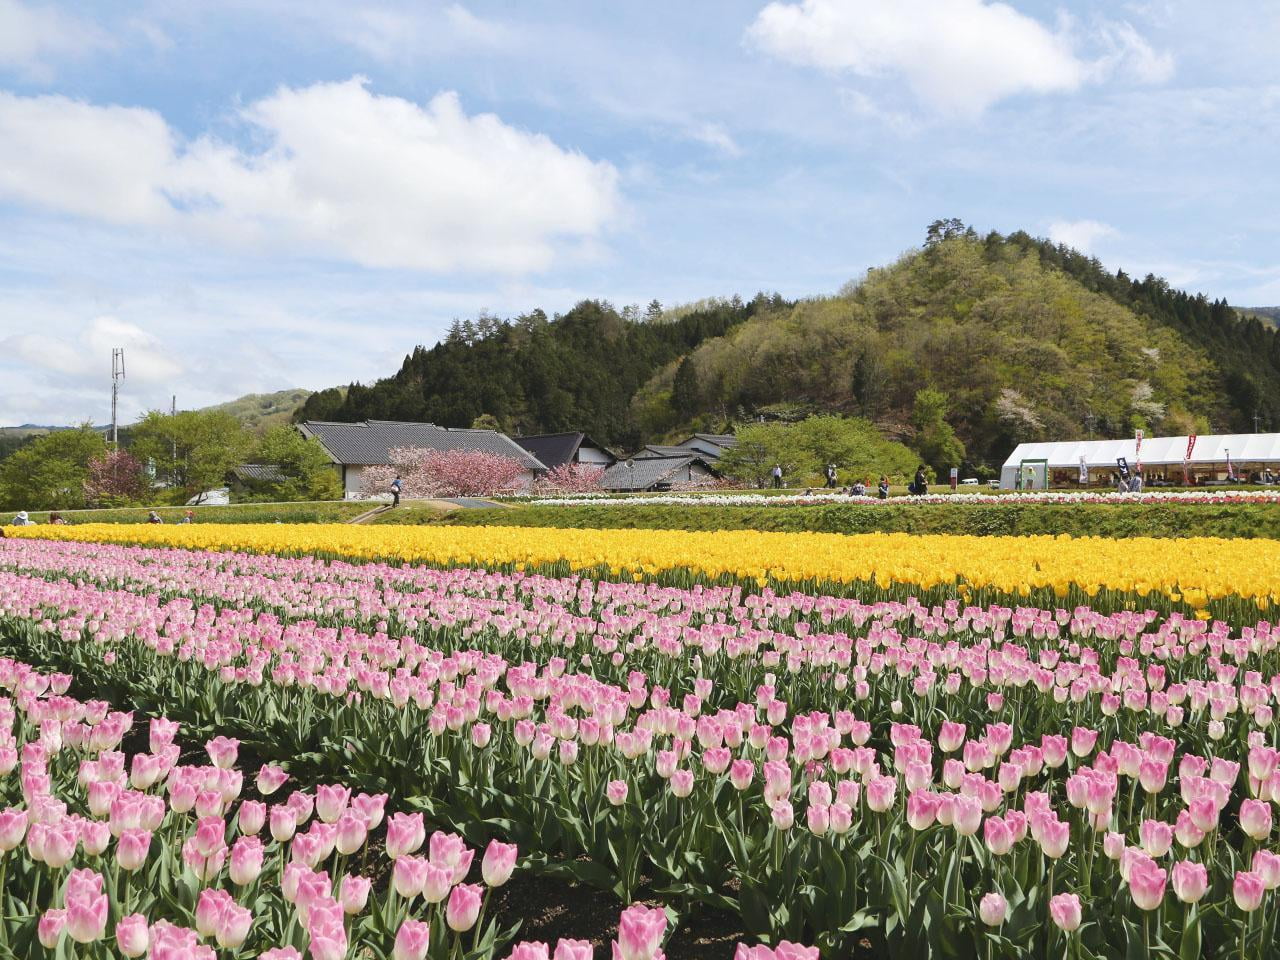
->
1184;434;1197;461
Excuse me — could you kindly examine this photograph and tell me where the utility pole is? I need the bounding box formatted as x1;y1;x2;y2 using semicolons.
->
110;348;126;448
1254;410;1262;433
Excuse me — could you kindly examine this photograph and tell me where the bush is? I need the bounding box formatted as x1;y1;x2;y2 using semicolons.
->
429;502;1280;539
13;502;368;526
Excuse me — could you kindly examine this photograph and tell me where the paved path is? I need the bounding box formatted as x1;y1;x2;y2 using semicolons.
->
443;498;507;509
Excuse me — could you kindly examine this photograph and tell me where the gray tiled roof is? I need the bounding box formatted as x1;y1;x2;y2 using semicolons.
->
513;431;617;470
688;433;737;447
600;455;716;491
298;420;546;470
230;463;286;483
636;444;692;459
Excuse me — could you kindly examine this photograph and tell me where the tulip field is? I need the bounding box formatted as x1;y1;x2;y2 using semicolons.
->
3;526;1280;958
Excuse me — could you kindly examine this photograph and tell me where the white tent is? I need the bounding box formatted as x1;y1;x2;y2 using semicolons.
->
1000;433;1280;489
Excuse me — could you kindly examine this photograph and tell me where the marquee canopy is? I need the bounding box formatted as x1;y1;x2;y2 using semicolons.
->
1000;433;1280;487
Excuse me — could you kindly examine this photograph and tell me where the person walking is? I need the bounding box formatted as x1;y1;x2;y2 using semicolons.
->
824;463;838;488
390;475;402;507
878;476;890;499
771;465;783;489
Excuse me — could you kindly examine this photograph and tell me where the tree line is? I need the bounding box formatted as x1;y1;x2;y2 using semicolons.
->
0;414;339;513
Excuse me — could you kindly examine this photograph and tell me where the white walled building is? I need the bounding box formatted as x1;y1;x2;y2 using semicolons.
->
298;420;547;497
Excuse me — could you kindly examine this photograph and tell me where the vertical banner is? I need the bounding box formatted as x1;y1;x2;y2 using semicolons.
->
1183;434;1196;485
1227;449;1234;481
1078;456;1088;484
1117;456;1130;478
1134;429;1144;473
949;467;958;491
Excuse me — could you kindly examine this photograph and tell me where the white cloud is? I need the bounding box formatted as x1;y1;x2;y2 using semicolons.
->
323;2;514;62
1048;219;1117;253
688;122;742;156
1093;21;1175;85
1;316;183;412
746;0;1172;115
0;78;621;273
0;0;111;80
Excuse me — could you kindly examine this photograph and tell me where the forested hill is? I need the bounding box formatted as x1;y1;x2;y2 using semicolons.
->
627;229;1280;469
297;227;1280;470
297;296;781;449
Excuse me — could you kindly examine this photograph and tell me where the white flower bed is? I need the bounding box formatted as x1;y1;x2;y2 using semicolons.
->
526;489;1280;507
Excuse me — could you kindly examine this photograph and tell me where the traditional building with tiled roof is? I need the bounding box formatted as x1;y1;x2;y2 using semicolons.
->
297;420;546;497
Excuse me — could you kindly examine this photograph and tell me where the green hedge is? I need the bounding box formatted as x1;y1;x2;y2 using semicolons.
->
14;501;368;526
429;502;1280;539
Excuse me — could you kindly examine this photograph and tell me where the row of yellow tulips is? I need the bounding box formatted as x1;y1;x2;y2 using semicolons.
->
9;523;1279;607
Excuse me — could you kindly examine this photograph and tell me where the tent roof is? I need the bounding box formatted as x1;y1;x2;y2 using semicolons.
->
1002;433;1280;469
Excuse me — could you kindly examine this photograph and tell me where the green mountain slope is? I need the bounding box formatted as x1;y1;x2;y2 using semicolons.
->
636;230;1280;469
202;389;312;431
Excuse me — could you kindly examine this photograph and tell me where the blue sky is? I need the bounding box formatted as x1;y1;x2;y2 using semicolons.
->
1;0;1277;425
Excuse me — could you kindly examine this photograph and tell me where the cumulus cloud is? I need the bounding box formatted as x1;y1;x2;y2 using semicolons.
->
3;316;182;383
1048;219;1117;253
0;78;621;273
0;0;112;80
746;0;1172;115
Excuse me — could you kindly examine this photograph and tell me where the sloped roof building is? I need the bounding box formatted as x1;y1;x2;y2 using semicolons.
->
298;420;546;497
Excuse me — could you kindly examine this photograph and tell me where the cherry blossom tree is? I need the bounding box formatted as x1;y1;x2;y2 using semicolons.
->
534;463;605;494
83;450;148;506
363;448;527;498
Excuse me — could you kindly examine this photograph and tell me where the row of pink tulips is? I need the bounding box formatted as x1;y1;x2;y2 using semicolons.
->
0;653;819;959
4;539;1280;954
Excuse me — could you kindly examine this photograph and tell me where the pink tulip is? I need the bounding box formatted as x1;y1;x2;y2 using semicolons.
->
1254;850;1280;890
606;780;629;806
238;800;267;835
1235;870;1266;911
1171;861;1208;904
446;883;484;932
215;902;253;949
509;944;551;960
385;812;426;859
340;874;372;915
422;861;454;904
257;764;289;795
866;776;895;812
115;914;149;958
615;904;667;960
115;828;151;871
230;836;264;885
1129;860;1166;911
335;811;369;856
315;784;350;824
1049;893;1081;932
0;807;26;850
269;805;298;843
38;908;66;949
483;839;518;887
262;948;303;960
978;892;1006;926
393;855;429;899
205;736;239;770
65;891;108;943
553;940;594;960
394;918;431;960
1240;799;1273;840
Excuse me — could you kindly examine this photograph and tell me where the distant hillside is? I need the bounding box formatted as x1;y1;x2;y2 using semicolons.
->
637;229;1280;469
203;389;311;431
292;226;1280;469
1238;307;1280;326
297;298;776;449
